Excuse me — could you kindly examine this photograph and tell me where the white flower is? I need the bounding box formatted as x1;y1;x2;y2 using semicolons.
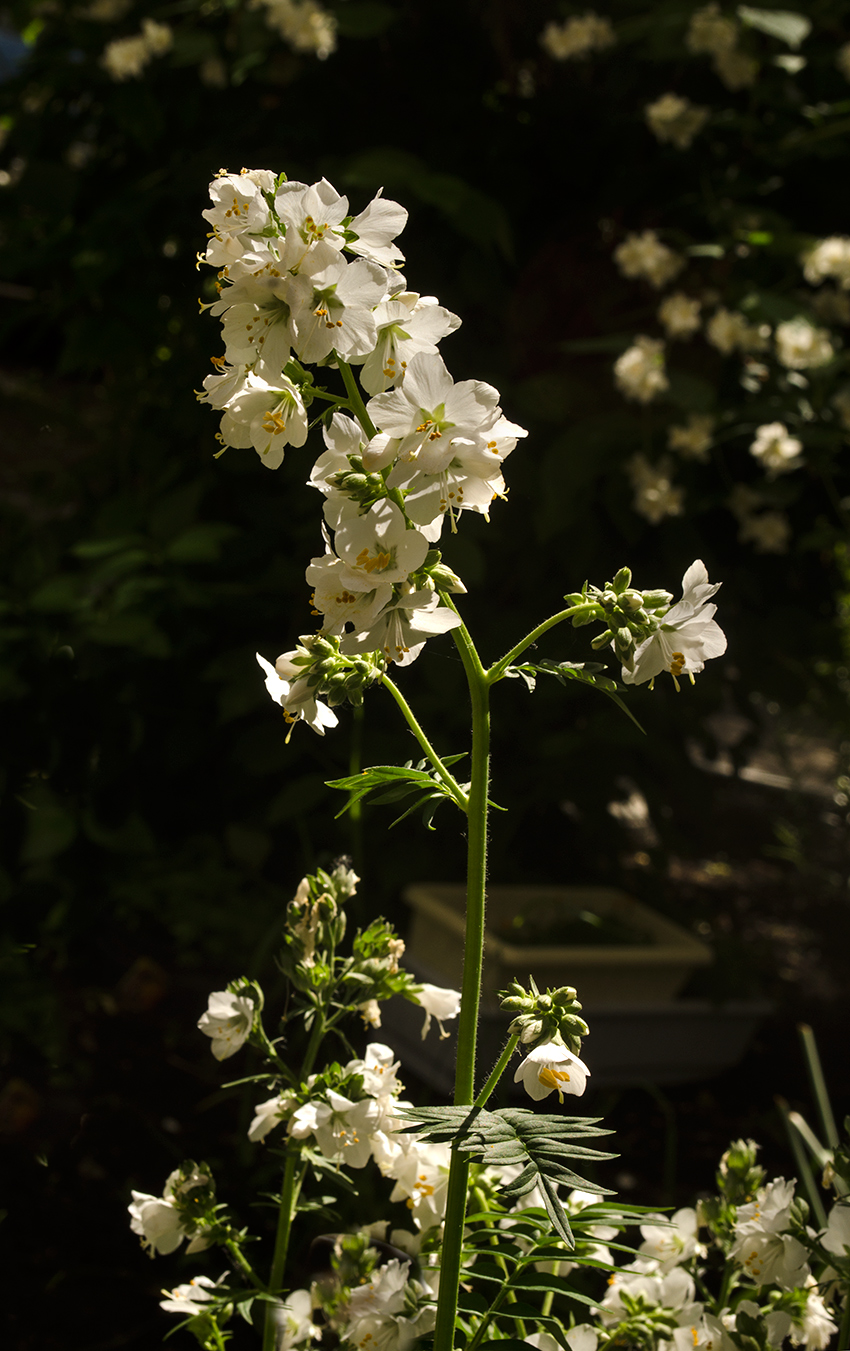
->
739;511;790;554
270;1289;321;1350
160;1274;225;1316
627;453;684;522
514;1040;590;1103
388;1139;452;1228
197;990;255;1059
713;47;759;90
706;308;770;355
346;189;408;269
345;1042;404;1099
614;232;685;289
601;1262;700;1329
410;983;461;1039
256;650;339;737
821;1200;850;1256
289;1090;380;1168
668;413;714;460
687;4;737;55
358;999;383;1028
357;293;461;396
340;585;463;666
102;19;173;80
621;559;726;688
639;1208;704;1272
614;336;669;403
252;0;337;59
801;237;850;289
775;318;834;369
564;1326;598;1351
540;13;615;61
749;422;803;478
333;499;429;590
658;292;702;339
366;351;501;471
730;1177;811;1288
202;170;274;245
290;254;389;365
645;93;709;149
129;1167;211;1258
218;372;309;468
306;553;394;636
248;1093;295;1142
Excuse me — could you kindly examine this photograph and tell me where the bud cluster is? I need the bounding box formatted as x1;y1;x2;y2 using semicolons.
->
279;860;359;987
281;633;386;711
565;566;673;670
500;976;589;1054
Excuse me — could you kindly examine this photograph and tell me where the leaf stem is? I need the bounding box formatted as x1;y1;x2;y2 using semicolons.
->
224;1238;267;1292
488;605;590;683
381;674;469;810
337;359;378;439
472;1034;520;1113
262;1151;305;1351
433;599;492;1351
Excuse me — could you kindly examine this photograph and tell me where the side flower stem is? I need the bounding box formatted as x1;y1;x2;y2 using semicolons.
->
262;1151;305;1351
224;1238;267;1292
433;602;492;1351
337;358;378;439
472;1033;520;1113
381;674;469;811
488;605;590;683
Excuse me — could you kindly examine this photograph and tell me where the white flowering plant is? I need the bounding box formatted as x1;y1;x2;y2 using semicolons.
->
126;163;848;1351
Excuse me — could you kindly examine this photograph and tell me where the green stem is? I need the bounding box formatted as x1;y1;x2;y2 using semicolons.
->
224;1238;266;1292
540;1289;554;1318
337;359;378;439
433;601;492;1351
838;1287;850;1351
717;1260;738;1312
381;674;469;810
262;1152;305;1351
488;605;589;683
799;1024;840;1149
472;1034;520;1113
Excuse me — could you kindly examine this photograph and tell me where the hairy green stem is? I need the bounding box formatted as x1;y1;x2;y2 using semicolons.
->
262;1152;305;1351
472;1034;520;1112
381;674;469;810
337;359;378;439
488;605;589;683
433;603;492;1351
224;1238;266;1292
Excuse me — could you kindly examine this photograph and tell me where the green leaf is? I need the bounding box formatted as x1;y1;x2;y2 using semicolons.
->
737;6;811;48
399;1106;616;1246
164;523;238;564
325;757;466;819
508;661;645;734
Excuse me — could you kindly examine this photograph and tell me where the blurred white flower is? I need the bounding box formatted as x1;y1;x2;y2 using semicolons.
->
837;41;850;81
668;413;714;461
686;4;737;55
614;336;669;403
627;453;684;522
739;511;791;554
775;318;834;369
802;236;850;290
658;292;702;339
714;47;759;89
706;308;770;355
251;0;337;59
540;12;615;60
615;231;685;288
749;422;803;477
645;93;708;149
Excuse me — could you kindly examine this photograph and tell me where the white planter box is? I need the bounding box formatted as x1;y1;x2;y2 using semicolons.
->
404;883;713;1006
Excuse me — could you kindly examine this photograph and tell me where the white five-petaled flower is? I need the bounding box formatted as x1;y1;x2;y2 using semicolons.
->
730;1177;811;1289
621;559;726;689
160;1274;226;1316
749;422;803;478
197;989;256;1059
366;350;501;470
256;651;339;736
514;1040;591;1102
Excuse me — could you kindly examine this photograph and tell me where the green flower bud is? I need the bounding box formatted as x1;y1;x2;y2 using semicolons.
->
612;566;632;592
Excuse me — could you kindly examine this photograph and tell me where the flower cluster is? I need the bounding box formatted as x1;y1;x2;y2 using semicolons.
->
198;168;526;726
102;18;173;81
540;12;616;62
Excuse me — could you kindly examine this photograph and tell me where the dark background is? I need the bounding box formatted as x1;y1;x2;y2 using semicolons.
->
1;1;850;1346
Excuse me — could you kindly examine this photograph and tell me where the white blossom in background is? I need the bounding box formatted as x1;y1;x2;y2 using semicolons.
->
614;336;669;403
686;3;737;55
289;1090;381;1168
775;1275;837;1350
388;1139;452;1228
248;1092;296;1142
739;511;791;554
564;1326;599;1351
160;1274;226;1317
102;19;173;80
837;41;850;81
621;559;726;689
775;318;835;369
627;454;684;523
514;1040;590;1102
540;12;615;60
614;231;685;288
749;422;803;478
820;1200;850;1257
639;1208;704;1272
730;1178;810;1288
658;292;701;339
198;989;256;1059
706;307;770;355
801;236;850;289
645;93;709;149
342;1258;436;1351
668;413;714;461
250;0;337;59
715;46;759;90
600;1262;701;1332
410;983;461;1040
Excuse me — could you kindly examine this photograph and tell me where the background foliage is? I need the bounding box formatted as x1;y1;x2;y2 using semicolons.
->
1;1;850;1347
